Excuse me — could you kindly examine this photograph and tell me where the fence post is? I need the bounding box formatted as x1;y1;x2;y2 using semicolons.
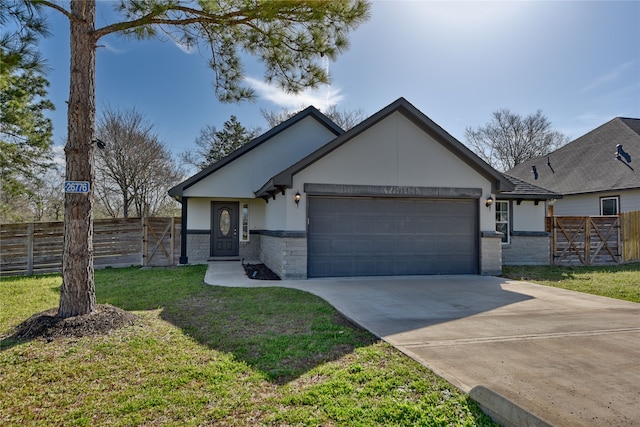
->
142;216;148;267
584;217;591;266
27;222;34;275
170;217;175;266
551;217;557;265
617;215;622;264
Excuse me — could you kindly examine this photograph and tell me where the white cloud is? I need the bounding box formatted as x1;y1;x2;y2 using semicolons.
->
173;40;196;54
244;76;343;111
52;145;66;169
582;60;637;92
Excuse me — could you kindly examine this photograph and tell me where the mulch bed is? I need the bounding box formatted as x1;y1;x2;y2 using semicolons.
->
7;304;138;342
242;262;281;280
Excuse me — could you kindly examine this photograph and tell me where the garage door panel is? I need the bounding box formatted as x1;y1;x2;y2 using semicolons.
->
308;197;478;277
414;239;438;252
352;238;376;253
397;219;419;233
438;238;466;253
374;199;396;214
332;238;354;254
308;238;332;255
395;258;420;275
331;259;354;276
310;217;334;233
374;258;395;274
353;257;378;275
374;219;396;234
331;221;354;234
352;220;375;234
395;237;418;253
373;237;396;255
452;222;476;234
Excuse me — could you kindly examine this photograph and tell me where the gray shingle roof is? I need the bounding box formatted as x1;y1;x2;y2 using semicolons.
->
499;174;561;199
507;117;640;195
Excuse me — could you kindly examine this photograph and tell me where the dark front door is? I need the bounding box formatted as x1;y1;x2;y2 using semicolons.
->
211;202;239;257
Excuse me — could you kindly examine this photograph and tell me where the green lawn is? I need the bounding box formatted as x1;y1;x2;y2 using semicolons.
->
1;266;496;426
502;263;640;303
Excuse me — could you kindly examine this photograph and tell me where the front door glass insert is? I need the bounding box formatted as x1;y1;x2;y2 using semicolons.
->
219;209;231;236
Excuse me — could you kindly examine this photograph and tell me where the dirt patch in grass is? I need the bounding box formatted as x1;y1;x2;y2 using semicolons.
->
6;304;138;342
243;262;281;280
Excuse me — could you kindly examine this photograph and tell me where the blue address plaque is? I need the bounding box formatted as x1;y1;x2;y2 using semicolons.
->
64;181;90;193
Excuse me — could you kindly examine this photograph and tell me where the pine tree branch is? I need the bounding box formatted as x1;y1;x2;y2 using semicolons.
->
36;1;73;20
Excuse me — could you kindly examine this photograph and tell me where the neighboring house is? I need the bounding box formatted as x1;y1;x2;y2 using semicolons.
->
169;98;555;279
507;117;640;216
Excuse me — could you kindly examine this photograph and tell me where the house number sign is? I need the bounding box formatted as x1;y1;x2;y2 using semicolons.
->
64;181;90;193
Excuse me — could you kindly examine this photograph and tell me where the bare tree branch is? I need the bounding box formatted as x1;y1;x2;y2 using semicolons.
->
465;109;569;172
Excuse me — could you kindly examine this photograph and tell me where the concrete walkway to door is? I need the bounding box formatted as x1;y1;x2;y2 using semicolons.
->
204;262;640;427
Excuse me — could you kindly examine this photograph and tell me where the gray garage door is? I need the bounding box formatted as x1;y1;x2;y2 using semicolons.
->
307;197;478;277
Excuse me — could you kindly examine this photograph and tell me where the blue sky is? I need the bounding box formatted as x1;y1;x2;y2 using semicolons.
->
40;1;640;162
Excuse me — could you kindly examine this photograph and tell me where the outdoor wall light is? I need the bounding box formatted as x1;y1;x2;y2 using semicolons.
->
485;196;494;207
294;191;301;206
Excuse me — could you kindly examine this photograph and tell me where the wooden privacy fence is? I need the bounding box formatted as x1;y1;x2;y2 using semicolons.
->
0;217;181;276
621;210;640;262
550;211;640;266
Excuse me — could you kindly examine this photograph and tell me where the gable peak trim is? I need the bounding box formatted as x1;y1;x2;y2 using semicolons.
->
168;106;343;199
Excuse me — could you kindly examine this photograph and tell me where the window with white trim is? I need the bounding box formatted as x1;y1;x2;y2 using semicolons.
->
241;203;249;241
600;196;619;216
495;200;510;244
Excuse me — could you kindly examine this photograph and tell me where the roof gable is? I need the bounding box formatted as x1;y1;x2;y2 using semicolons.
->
256;97;514;198
507;117;640;195
168;106;343;198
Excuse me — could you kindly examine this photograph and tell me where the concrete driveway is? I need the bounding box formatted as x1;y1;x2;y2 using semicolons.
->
205;262;640;427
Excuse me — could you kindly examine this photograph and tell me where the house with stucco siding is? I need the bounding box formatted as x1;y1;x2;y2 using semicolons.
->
169;98;555;278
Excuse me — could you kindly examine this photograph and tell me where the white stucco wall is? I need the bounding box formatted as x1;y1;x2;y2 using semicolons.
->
186;197;266;231
183;117;338;198
187;198;211;230
552;189;640;216
512;200;546;231
263;193;289;231
282;112;494;231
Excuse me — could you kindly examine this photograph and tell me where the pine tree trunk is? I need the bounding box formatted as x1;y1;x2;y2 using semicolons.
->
58;0;97;318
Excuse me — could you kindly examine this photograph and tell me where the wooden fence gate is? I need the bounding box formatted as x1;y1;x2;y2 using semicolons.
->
550;216;621;266
142;217;181;267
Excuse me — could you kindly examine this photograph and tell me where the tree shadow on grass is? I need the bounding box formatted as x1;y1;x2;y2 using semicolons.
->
63;266;377;384
1;274;373;385
157;285;377;384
